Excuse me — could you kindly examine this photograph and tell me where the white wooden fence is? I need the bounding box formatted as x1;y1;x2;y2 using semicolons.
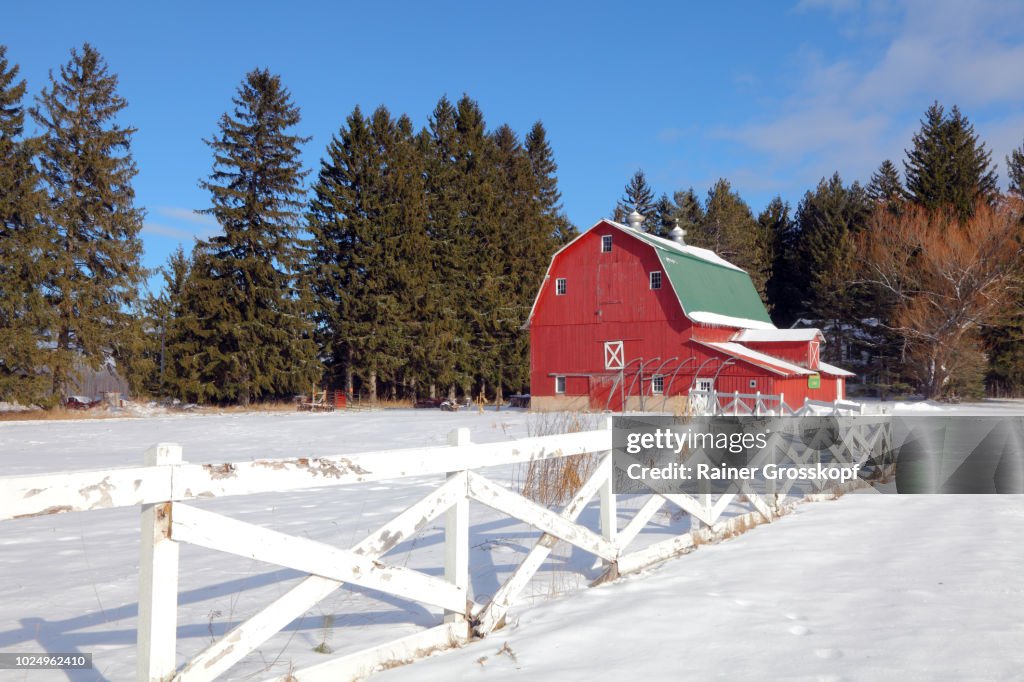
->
689;389;867;417
0;404;889;681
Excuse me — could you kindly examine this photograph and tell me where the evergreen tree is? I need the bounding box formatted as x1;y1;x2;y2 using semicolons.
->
0;46;52;406
525;121;576;243
1008;139;1024;198
452;95;501;398
673;188;705;233
614;169;656;224
421;96;470;398
192;68;320;405
308;106;430;403
759;197;797;322
131;247;205;401
653;193;678;237
866;159;905;213
904;102;998;219
484;124;554;400
690;179;770;296
31;44;144;402
793;174;872;360
985;138;1024;395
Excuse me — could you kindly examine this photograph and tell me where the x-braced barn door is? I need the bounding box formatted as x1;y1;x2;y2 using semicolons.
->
604;341;624;370
590;341;625;411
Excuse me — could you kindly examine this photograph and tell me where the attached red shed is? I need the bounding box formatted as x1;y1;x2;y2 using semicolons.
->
526;214;854;412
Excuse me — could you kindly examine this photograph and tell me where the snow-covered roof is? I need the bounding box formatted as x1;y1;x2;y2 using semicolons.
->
604;220;744;272
689;311;777;331
732;328;822;342
694;341;815;377
818;361;856;377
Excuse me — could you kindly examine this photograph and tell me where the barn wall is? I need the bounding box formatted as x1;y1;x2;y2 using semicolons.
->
742;340;813;367
775;375;845;405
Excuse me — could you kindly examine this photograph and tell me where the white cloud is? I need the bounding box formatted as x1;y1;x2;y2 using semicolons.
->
141;222;200;241
793;0;860;14
156;206;218;228
714;0;1024;189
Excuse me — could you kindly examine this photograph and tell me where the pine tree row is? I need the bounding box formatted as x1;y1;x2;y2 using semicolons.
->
137;88;571;404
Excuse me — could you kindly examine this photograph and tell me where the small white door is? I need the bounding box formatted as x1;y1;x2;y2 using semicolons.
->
692;378;714;413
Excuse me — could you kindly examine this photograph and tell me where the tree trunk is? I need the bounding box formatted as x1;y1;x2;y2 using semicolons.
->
345;347;354;401
369;369;378;404
239;369;251;408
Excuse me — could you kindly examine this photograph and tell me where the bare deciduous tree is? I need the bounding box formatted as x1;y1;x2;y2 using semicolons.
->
857;201;1023;399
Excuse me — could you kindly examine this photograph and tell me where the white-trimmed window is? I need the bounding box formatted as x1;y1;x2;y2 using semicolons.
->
556;278;567;296
601;234;612;253
650;271;662;290
652;375;664;394
555;376;566;394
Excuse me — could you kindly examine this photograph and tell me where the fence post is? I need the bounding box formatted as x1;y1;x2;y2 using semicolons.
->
780;392;785;415
599;417;617;550
734;391;739;416
445;429;470;628
138;443;182;682
755;391;761;417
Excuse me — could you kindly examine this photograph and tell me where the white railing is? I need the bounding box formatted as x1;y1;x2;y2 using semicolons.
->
688;390;867;417
0;417;890;681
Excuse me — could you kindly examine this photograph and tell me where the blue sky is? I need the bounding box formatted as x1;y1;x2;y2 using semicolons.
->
7;0;1024;290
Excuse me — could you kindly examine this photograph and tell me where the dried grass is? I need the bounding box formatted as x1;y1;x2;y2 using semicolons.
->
516;411;602;506
0;407;125;422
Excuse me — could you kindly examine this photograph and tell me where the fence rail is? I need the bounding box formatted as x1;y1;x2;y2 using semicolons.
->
689;390;866;417
0;400;890;681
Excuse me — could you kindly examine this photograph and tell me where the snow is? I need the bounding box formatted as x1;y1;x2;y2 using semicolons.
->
687;311;778;330
605;220;746;272
2;405;1023;680
379;494;1024;681
732;328;822;342
817;360;856;377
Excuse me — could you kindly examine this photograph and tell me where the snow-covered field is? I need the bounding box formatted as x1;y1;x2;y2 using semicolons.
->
1;402;1022;681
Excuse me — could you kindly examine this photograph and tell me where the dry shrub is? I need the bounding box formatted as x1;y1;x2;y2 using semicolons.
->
517;411;601;506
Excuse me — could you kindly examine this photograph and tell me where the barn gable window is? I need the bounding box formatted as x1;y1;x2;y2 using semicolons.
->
555;376;566;394
556;278;567;296
652;375;664;394
649;271;662;290
601;234;612;253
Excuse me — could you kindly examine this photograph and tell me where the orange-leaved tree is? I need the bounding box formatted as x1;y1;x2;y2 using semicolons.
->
857;200;1023;399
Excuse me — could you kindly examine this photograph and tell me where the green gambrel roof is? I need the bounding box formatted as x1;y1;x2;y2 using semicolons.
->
628;228;774;327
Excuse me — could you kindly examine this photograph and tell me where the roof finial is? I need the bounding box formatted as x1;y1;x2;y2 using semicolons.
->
670;219;686;245
626;210;645;231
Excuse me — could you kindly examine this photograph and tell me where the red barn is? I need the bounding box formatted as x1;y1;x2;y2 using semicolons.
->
526;213;854;412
